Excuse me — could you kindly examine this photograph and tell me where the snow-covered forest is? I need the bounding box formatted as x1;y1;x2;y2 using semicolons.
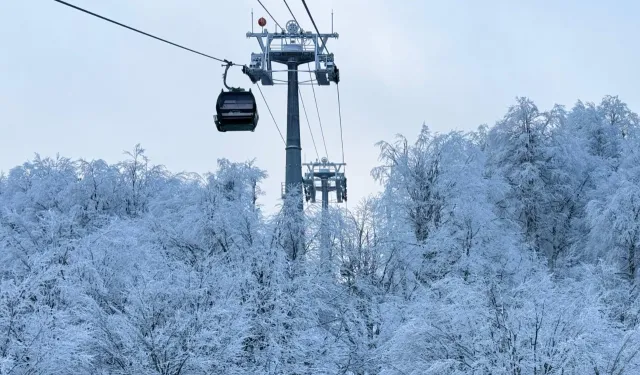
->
2;95;640;374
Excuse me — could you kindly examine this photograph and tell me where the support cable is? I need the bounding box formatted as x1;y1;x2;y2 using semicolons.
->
256;0;284;31
53;0;237;65
299;87;320;160
259;0;327;161
336;84;345;163
256;84;286;145
298;1;331;159
301;0;329;53
283;0;301;29
307;64;329;159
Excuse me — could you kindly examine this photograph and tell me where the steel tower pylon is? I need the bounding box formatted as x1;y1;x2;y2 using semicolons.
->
303;158;347;267
285;61;303;210
245;20;339;210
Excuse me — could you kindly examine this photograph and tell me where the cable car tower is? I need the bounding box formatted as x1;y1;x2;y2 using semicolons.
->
303;157;346;269
303;158;347;208
245;19;339;209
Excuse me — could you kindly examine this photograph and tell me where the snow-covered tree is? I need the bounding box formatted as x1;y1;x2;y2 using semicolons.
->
2;95;640;374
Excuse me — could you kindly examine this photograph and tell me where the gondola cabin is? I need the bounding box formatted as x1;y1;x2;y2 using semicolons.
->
214;89;259;132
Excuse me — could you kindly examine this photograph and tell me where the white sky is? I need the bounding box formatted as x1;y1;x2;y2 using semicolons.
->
2;0;639;212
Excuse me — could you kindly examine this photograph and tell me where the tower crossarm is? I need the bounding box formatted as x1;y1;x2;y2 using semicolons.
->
303;158;347;204
245;21;339;86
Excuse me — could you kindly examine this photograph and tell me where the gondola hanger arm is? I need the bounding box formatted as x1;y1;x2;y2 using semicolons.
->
222;62;252;92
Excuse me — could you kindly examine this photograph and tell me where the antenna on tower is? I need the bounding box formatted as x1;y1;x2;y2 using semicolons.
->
331;9;334;34
251;8;254;33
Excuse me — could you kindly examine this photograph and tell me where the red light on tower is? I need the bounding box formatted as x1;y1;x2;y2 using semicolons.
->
258;17;267;27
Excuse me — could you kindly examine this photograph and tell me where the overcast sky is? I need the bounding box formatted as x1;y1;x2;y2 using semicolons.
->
2;0;639;212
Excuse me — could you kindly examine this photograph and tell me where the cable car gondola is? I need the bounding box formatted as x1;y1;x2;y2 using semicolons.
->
214;89;259;132
214;63;259;132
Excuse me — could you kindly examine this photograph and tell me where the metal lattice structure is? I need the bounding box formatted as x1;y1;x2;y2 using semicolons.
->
245;21;339;86
303;158;347;209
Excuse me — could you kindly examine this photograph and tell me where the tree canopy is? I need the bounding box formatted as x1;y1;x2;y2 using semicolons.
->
2;96;640;374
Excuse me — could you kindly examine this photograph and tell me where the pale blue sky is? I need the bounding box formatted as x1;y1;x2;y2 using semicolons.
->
2;0;639;211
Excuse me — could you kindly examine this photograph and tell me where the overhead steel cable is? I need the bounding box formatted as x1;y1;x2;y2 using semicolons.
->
299;1;331;160
336;84;345;163
256;84;286;145
299;87;320;160
283;0;301;29
301;0;329;53
256;0;284;31
307;64;329;159
279;1;318;160
52;0;238;65
259;0;325;161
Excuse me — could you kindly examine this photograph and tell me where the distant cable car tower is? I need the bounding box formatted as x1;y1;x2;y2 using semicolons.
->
303;157;346;270
303;158;347;208
245;18;339;210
